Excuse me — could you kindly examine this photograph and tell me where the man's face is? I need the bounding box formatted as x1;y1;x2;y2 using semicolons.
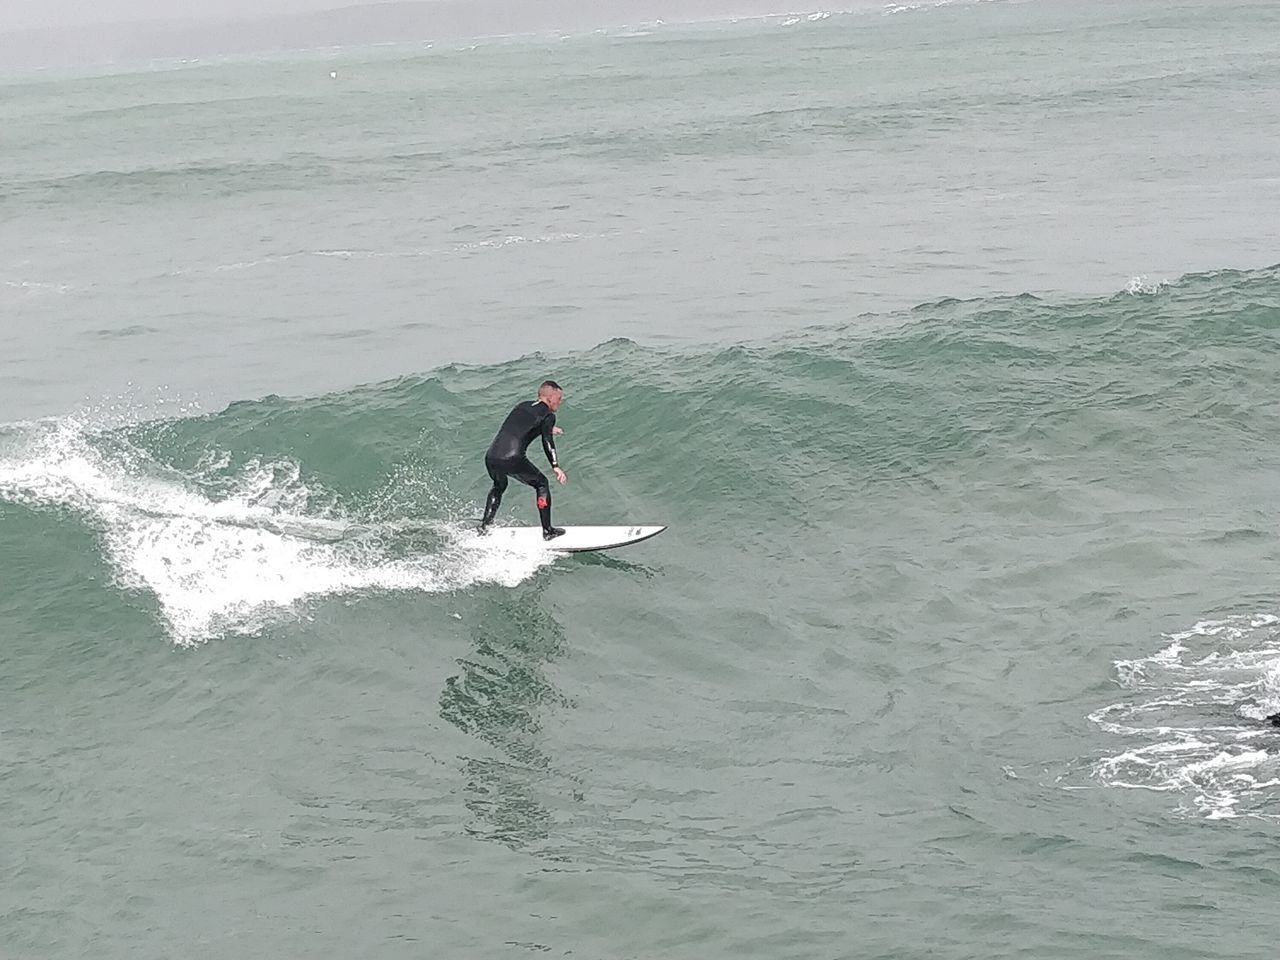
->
545;389;564;412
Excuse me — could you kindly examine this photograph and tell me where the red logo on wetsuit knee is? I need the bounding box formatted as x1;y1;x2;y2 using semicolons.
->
536;496;549;509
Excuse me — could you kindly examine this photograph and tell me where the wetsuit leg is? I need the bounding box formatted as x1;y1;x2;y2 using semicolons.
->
506;457;554;533
481;457;509;527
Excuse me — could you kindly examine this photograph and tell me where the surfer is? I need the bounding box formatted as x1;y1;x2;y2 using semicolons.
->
479;380;568;540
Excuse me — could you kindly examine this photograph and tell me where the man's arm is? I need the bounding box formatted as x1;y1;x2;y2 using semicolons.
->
541;414;568;484
540;414;560;468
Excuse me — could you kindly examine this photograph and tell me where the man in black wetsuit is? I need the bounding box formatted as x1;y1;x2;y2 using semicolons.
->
480;380;568;540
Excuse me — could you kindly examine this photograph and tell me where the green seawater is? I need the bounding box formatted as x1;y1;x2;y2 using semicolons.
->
3;2;1280;957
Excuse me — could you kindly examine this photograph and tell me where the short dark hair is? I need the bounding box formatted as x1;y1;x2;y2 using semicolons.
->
539;379;562;393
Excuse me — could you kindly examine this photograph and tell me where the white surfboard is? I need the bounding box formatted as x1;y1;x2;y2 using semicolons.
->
473;524;665;553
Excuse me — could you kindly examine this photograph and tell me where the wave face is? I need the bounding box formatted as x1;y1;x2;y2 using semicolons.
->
4;264;1277;649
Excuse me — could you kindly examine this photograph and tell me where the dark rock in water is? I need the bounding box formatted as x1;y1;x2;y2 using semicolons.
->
1266;712;1280;727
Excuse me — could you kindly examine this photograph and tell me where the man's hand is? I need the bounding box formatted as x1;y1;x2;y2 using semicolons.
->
553;467;568;485
552;426;564;436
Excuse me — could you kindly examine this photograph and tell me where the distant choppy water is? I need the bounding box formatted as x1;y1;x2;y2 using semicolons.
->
3;2;1280;958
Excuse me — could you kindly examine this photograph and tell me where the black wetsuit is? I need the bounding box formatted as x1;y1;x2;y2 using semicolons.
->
480;400;560;533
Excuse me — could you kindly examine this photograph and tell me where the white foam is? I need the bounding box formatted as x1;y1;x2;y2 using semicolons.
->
1125;275;1170;296
1090;613;1280;819
452;232;589;253
1;278;73;296
884;0;992;14
0;417;551;645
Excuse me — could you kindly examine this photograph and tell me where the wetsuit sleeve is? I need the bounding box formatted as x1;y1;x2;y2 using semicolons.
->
540;413;559;468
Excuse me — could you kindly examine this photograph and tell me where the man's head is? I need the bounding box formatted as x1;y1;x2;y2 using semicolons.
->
538;379;564;411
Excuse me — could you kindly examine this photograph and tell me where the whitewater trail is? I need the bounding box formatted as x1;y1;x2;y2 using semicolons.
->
0;417;553;644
